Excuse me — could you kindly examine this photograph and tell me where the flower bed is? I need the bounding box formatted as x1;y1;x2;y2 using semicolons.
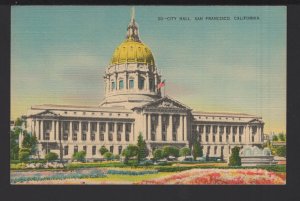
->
11;169;106;184
107;169;158;175
137;169;286;185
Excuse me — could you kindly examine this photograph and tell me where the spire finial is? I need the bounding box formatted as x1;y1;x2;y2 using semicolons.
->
126;6;140;42
131;7;135;22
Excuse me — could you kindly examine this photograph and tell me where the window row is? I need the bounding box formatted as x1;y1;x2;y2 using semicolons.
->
64;145;123;156
110;78;155;91
192;125;258;134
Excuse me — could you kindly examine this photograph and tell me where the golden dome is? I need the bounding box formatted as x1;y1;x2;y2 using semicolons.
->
110;39;155;65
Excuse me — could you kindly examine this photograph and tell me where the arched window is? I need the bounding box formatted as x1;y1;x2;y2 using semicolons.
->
129;79;134;89
119;80;124;89
139;77;145;89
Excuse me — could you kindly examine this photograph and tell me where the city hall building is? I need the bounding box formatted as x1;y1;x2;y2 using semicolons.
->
21;10;264;161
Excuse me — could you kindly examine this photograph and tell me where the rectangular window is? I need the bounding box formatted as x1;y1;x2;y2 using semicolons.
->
111;81;115;90
64;146;68;155
109;123;114;132
109;134;113;141
252;126;257;134
126;134;129;141
213;126;217;134
239;135;242;142
83;145;87;153
252;135;255;142
91;133;95;141
226;126;231;134
82;133;86;141
219;126;224;134
173;134;177;141
119;80;124;89
117;124;123;132
206;125;211;134
206;135;209;142
110;146;114;153
219;135;222;142
129;80;134;89
233;126;237;134
239;126;244;134
139;78;145;89
213;135;215;142
162;133;166;141
72;133;77;141
199;125;204;133
100;134;104;141
232;135;235;142
100;123;105;131
214;146;217;155
92;146;96;155
149;79;154;91
126;123;131;132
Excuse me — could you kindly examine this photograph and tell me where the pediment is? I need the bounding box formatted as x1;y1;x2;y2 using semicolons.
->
29;110;59;118
141;96;191;110
249;118;264;124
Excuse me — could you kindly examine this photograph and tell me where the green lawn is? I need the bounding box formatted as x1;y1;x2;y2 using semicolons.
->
86;172;172;183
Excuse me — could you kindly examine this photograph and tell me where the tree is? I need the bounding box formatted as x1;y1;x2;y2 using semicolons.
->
103;152;114;160
192;141;203;160
179;147;191;159
10;129;20;160
122;145;138;164
99;146;108;156
153;149;163;161
275;146;286;157
72;151;86;162
45;152;58;161
19;148;31;162
14;117;23;127
229;146;241;166
272;135;278;141
162;146;179;158
278;133;286;141
137;133;148;162
21;131;38;154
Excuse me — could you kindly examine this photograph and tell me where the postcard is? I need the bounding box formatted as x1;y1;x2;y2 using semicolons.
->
10;6;286;185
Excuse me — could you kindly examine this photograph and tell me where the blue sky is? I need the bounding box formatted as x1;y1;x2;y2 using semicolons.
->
11;6;286;134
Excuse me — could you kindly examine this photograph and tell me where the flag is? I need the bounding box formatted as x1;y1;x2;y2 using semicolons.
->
157;80;165;89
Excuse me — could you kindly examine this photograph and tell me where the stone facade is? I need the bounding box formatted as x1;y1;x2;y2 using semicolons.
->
21;9;264;161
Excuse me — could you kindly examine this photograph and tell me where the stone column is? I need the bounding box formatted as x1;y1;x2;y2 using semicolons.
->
258;126;261;143
122;123;126;142
69;121;73;142
178;115;182;142
87;121;91;142
78;121;82;142
147;114;151;140
51;120;55;141
33;120;37;137
97;122;100;142
37;120;41;140
41;120;44;141
183;115;187;141
114;123;117;142
105;122;109;142
167;114;172;141
157;114;162;141
216;125;220;143
55;120;59;140
144;114;147;138
131;123;134;142
145;72;149;90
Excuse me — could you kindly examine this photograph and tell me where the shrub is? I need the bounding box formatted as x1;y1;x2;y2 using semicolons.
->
72;151;86;162
99;146;108;155
122;145;138;164
275;146;286;157
229;146;241;166
153;149;163;161
45;152;58;161
19;149;30;162
179;147;191;158
114;154;120;160
162;146;179;158
104;152;114;160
